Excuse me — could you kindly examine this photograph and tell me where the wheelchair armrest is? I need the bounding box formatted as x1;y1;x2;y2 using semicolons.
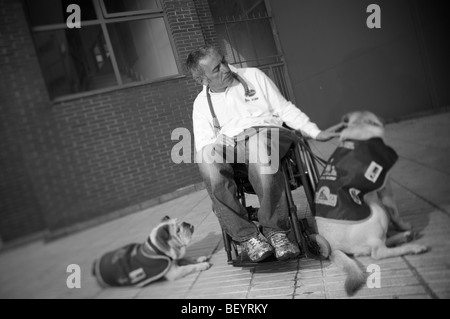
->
281;123;311;141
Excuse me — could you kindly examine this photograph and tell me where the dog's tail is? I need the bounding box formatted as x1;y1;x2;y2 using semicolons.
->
330;250;367;296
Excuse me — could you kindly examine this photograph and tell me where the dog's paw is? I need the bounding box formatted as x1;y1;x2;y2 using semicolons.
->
197;262;212;271
410;244;428;255
397;221;413;231
196;256;211;263
404;231;422;243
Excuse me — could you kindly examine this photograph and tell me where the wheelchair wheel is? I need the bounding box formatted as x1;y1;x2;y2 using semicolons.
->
294;143;318;214
309;234;331;259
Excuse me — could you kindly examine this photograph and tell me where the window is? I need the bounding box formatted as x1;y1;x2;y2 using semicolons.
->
25;0;180;100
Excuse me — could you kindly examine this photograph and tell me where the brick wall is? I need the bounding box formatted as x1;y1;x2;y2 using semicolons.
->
0;0;49;241
0;0;209;242
192;0;219;47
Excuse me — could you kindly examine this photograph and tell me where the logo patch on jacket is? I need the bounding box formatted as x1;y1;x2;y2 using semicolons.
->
315;138;398;221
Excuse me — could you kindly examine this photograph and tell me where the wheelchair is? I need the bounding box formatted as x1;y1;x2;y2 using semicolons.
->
220;129;331;267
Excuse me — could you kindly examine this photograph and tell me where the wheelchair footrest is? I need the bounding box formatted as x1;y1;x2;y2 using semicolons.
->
231;254;279;267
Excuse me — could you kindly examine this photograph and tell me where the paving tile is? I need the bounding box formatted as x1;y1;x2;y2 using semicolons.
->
295;283;326;295
297;269;325;279
251;281;296;291
256;294;294;299
252;271;298;284
329;284;428;299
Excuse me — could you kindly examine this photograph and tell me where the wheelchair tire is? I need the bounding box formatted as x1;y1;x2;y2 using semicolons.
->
310;234;331;259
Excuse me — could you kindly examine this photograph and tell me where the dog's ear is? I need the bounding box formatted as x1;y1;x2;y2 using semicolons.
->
376;115;386;127
162;216;171;222
341;113;351;124
364;112;384;127
157;224;171;241
154;224;172;253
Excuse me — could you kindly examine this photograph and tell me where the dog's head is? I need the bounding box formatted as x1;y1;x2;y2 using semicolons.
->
148;216;194;260
340;111;385;141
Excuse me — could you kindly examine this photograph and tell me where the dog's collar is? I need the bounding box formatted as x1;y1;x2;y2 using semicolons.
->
145;232;188;260
144;238;168;257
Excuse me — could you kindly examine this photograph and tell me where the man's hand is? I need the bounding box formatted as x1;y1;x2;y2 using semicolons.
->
315;122;347;142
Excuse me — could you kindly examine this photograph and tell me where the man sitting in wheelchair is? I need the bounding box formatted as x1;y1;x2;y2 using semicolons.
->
186;46;342;262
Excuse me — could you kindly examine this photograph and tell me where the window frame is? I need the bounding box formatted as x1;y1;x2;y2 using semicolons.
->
26;0;183;102
99;0;163;18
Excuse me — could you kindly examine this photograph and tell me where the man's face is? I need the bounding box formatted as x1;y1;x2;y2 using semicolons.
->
198;51;234;92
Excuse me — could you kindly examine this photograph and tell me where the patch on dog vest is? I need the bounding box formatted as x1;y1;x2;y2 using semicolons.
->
315;138;398;221
316;186;337;207
321;165;337;181
364;161;383;183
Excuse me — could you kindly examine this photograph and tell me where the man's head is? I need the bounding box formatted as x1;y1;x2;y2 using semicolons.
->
186;46;235;92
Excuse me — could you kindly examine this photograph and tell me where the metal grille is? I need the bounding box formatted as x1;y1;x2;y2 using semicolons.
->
209;0;293;101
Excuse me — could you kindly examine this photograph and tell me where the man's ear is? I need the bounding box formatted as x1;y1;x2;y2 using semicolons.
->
194;76;202;85
195;76;209;86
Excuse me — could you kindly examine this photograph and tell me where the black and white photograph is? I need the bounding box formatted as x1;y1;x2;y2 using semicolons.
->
1;0;449;303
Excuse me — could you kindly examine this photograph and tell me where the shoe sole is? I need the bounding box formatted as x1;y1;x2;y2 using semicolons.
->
276;251;300;261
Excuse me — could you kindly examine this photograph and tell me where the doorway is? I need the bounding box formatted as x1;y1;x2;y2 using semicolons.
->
208;0;295;101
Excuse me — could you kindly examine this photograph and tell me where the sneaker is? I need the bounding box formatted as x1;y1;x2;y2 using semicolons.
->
241;234;274;262
269;232;300;261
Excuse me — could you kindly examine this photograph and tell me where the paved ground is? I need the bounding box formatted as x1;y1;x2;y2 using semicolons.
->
0;112;449;299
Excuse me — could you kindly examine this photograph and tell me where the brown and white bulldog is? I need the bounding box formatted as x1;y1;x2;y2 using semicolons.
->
315;111;428;296
92;216;211;287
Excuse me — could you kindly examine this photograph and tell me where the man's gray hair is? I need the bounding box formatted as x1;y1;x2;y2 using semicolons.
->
186;45;220;82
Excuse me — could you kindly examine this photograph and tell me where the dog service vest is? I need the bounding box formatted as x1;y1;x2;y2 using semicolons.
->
93;243;172;287
315;138;398;221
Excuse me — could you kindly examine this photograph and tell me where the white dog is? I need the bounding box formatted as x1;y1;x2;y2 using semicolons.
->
92;216;211;287
315;111;428;296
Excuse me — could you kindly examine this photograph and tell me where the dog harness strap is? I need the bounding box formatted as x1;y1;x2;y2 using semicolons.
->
315;138;398;221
